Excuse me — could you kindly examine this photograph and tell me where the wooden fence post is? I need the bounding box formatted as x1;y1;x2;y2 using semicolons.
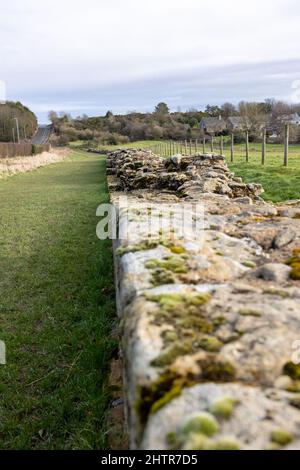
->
195;139;198;153
245;130;249;162
211;135;214;153
230;133;234;162
261;129;266;165
189;139;192;155
203;137;206;154
284;123;289;167
220;136;224;155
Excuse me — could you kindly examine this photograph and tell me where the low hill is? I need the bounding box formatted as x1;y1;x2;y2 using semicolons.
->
0;101;37;142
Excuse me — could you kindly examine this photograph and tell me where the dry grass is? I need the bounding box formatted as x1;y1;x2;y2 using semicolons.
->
0;149;69;178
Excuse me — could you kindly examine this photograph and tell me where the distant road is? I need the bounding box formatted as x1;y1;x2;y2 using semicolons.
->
31;125;52;145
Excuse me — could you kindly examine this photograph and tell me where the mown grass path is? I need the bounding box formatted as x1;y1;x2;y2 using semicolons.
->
0;151;116;449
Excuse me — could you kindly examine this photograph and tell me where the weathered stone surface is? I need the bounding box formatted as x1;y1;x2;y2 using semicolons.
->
108;148;300;450
107;150;264;200
273;229;296;249
142;383;300;450
253;263;292;282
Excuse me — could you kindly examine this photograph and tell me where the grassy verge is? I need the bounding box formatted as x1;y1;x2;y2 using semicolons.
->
0;150;117;449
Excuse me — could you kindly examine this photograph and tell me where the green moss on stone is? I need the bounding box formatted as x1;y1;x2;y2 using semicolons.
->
263;288;290;299
242;260;257;268
145;255;188;274
151;341;193;367
151;268;175;286
150;385;182;414
166;431;182;449
271;429;293;446
169;245;186;255
163;330;178;342
182;432;213;450
212;438;241;450
117;240;159;256
286;248;300;280
209;397;238;419
199;358;236;382
181;412;219;437
216;251;225;256
238;308;262;317
135;371;181;425
145;292;211;311
198;335;223;352
283;362;300;380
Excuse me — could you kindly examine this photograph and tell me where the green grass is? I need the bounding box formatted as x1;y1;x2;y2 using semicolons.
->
69;139;162;151
223;143;300;202
0;150;117;449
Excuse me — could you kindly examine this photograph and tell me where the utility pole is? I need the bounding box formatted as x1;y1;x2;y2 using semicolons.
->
261;128;266;165
13;118;20;143
284;123;289;167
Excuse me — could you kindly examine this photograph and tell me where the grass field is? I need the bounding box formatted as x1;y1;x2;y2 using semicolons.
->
73;139;300;202
0;150;117;449
69;140;162;151
223;142;300;202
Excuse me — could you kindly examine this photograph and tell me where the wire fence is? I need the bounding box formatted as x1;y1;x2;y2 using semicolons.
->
0;142;50;158
146;124;293;167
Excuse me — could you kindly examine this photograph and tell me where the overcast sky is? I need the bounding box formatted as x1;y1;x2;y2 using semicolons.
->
1;0;300;122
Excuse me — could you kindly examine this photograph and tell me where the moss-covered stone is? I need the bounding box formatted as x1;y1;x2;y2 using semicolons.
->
283;362;300;380
199;357;236;382
212;438;241;450
263;288;290;299
181;412;219;437
145;292;211;310
286;248;300;280
150;268;175;286
135;371;182;425
271;429;293;446
150;385;182;414
163;330;178;343
238;308;262;317
242;260;257;268
169;245;186;255
166;431;182;449
117;240;159;256
151;341;192;367
145;291;224;368
209;396;238;419
182;432;213;450
145;255;188;274
198;335;223;352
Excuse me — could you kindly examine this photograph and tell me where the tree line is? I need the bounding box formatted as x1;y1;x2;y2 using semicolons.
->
48;99;300;147
0;101;37;142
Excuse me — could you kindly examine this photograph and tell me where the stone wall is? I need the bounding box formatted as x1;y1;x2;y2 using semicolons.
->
107;148;300;450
